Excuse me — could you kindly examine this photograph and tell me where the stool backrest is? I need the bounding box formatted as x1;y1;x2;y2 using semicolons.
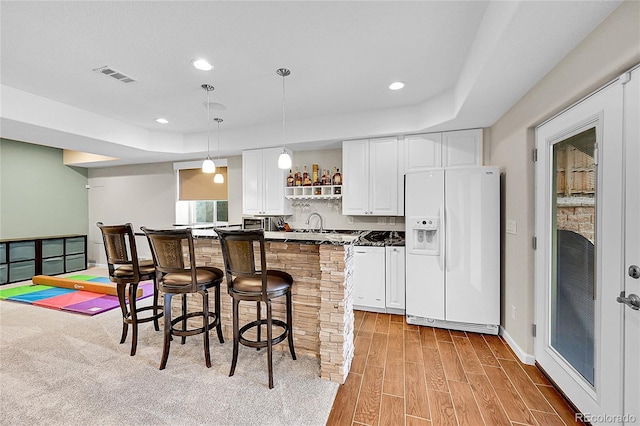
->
97;222;141;282
214;228;268;298
141;227;199;291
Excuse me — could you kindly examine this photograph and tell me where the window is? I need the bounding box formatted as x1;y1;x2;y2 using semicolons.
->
174;161;229;226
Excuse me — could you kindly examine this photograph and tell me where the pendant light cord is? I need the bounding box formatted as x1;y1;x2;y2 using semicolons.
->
214;118;222;159
282;72;286;147
206;88;211;158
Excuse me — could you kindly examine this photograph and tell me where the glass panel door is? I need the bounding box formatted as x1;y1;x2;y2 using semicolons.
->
551;127;596;386
535;78;624;419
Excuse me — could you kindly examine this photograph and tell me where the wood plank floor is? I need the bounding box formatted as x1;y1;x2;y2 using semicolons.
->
327;312;584;426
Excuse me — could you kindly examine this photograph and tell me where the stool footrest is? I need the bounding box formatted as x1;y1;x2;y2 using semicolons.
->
238;319;288;349
124;305;163;324
169;311;219;338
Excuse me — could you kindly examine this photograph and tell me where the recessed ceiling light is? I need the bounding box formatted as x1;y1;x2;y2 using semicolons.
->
191;59;213;71
389;81;405;90
155;118;169;124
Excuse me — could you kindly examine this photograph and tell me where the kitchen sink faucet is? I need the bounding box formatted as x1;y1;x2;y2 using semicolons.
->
305;212;324;233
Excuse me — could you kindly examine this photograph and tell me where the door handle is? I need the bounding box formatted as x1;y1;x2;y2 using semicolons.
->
629;265;640;279
617;291;640;310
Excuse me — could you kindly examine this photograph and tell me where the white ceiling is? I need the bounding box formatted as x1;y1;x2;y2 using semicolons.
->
0;1;620;167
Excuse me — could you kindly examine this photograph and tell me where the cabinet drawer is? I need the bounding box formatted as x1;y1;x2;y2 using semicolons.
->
0;243;6;264
42;256;65;275
65;254;86;272
9;260;36;282
9;241;36;262
65;237;85;255
42;239;64;257
0;264;7;284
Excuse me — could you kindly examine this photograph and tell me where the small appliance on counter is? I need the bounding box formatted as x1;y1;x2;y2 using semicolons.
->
241;217;280;231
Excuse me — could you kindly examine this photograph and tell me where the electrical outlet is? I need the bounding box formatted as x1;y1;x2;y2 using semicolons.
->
347;216;354;224
389;217;396;225
511;305;516;320
506;220;517;235
377;217;386;225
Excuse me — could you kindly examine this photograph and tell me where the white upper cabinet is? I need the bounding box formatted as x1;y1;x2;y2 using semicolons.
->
442;129;483;167
403;129;483;173
242;147;292;216
404;133;442;171
342;137;398;216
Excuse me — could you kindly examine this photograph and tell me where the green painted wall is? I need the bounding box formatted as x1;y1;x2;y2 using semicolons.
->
0;139;88;239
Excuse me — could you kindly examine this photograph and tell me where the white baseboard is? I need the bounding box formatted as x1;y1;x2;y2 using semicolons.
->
499;326;535;365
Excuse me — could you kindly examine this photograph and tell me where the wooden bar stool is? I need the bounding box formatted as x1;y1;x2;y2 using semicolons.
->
142;227;224;369
215;228;296;389
97;222;163;356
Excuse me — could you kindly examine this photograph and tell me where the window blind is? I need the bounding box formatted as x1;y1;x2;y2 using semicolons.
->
178;167;228;200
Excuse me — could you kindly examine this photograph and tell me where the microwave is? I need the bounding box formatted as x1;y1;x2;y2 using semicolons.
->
242;217;277;231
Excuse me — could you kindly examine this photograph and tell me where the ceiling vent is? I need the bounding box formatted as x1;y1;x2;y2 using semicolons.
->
93;66;136;83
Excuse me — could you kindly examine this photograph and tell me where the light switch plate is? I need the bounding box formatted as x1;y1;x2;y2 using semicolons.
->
389;217;396;225
506;220;517;235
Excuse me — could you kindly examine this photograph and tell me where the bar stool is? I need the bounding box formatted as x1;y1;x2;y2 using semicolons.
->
141;226;224;369
215;228;296;389
97;222;163;356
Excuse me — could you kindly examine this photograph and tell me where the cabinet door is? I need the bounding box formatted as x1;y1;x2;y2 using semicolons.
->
369;137;398;215
352;247;386;311
442;129;482;167
242;150;264;215
342;140;370;215
405;133;442;171
385;246;405;312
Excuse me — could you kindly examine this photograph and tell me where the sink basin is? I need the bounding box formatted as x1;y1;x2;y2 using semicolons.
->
264;230;359;243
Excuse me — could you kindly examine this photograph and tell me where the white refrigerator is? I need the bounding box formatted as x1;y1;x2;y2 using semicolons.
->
405;167;500;334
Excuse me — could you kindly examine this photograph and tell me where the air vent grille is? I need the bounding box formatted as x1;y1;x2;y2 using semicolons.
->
93;66;137;84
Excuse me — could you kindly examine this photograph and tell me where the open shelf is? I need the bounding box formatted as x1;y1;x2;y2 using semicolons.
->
285;185;342;200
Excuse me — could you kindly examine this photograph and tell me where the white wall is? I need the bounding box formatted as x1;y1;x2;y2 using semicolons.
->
88;154;244;265
488;0;640;357
88;162;176;264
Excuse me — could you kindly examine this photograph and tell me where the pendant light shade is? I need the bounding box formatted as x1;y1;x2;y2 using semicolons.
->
277;68;292;170
213;117;224;184
278;151;292;169
201;84;216;174
202;158;216;173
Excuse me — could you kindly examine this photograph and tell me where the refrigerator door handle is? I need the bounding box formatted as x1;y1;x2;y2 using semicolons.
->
439;205;445;271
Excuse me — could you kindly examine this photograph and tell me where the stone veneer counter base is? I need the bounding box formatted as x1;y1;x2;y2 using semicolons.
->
190;238;355;384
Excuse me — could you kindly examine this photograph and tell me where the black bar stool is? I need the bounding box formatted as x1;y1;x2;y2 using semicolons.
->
215;228;296;389
97;222;163;356
141;227;224;369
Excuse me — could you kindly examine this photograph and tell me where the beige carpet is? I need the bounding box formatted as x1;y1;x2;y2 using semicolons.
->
0;284;338;426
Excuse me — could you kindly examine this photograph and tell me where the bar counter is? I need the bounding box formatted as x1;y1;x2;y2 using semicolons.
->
188;235;355;384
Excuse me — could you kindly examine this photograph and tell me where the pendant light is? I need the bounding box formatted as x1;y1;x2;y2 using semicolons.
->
213;117;224;184
201;84;216;174
277;68;292;169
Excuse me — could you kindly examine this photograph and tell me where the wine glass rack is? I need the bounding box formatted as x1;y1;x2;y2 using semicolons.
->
285;185;342;200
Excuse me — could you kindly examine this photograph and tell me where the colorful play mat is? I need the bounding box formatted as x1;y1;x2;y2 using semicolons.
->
0;275;153;316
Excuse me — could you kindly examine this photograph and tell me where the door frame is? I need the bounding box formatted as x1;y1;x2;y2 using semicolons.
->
622;67;640;424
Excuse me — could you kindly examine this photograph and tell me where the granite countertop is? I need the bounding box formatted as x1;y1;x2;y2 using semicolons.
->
190;228;404;246
353;230;405;247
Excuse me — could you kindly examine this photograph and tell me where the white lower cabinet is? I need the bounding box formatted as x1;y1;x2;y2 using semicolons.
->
352;245;406;314
352;246;386;311
385;246;405;314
